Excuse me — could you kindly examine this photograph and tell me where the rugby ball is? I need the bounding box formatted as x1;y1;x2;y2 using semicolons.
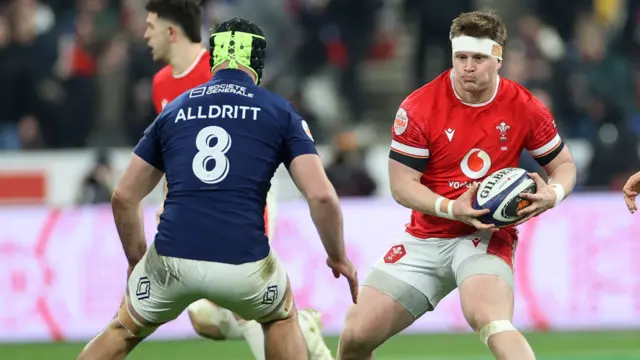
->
472;168;536;227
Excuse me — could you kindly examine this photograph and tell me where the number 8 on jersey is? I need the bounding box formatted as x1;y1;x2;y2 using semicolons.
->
192;126;232;184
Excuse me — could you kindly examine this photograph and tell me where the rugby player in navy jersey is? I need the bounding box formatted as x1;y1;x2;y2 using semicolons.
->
78;17;358;360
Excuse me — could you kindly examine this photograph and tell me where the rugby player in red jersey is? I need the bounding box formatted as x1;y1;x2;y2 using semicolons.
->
143;1;332;358
338;11;577;360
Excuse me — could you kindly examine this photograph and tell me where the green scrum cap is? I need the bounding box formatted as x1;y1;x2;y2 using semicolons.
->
209;30;266;85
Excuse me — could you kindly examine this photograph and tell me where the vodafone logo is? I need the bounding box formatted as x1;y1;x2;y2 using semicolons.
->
460;148;492;179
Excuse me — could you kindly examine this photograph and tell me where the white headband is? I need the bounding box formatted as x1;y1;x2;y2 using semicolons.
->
451;35;503;60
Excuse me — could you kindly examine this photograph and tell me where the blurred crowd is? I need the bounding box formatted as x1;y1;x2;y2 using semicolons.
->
1;0;640;199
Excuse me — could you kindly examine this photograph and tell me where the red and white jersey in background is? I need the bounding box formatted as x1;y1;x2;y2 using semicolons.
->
389;69;564;241
151;48;211;114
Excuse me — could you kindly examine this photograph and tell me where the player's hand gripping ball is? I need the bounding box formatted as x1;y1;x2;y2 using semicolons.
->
472;168;536;227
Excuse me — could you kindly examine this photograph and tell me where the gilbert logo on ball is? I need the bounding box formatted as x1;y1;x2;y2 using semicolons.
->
472;168;536;227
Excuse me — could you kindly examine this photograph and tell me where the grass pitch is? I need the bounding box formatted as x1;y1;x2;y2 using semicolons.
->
1;331;638;359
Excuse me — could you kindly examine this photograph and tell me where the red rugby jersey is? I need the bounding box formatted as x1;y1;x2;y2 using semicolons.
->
389;69;563;240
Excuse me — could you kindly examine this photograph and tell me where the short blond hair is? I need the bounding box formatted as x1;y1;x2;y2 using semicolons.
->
450;11;507;46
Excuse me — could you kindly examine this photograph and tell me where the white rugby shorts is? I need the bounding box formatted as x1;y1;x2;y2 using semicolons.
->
127;244;289;326
364;230;517;318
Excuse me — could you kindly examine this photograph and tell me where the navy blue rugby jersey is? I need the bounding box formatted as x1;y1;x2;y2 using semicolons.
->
134;69;317;264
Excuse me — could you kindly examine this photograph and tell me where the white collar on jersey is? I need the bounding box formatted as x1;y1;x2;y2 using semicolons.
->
450;70;500;107
173;48;208;79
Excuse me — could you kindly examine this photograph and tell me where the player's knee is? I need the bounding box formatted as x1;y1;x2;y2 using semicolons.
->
339;329;376;359
188;313;226;340
465;308;499;332
338;306;378;357
187;303;226;340
478;320;518;346
461;289;511;332
191;321;226;340
458;271;514;331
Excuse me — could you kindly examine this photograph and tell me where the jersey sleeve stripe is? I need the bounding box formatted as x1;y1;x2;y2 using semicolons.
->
390;140;430;158
532;140;564;167
389;149;429;172
527;134;561;158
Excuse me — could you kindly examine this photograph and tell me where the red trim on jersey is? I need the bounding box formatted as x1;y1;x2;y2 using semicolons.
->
529;134;562;158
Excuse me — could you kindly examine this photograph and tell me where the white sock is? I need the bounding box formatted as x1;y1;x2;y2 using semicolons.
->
239;320;266;360
214;309;266;359
216;309;244;340
297;310;312;333
297;309;334;360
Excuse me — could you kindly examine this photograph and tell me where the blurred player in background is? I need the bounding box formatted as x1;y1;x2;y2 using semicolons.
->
78;15;358;360
622;171;640;213
338;11;577;360
144;1;334;359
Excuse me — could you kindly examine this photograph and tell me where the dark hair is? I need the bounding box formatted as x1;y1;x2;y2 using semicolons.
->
450;10;507;46
212;17;265;38
210;17;267;83
146;0;203;43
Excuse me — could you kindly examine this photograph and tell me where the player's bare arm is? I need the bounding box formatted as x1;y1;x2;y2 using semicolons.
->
290;154;344;258
622;171;640;213
388;158;495;230
112;154;164;275
155;177;168;224
289;153;358;303
516;146;576;224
